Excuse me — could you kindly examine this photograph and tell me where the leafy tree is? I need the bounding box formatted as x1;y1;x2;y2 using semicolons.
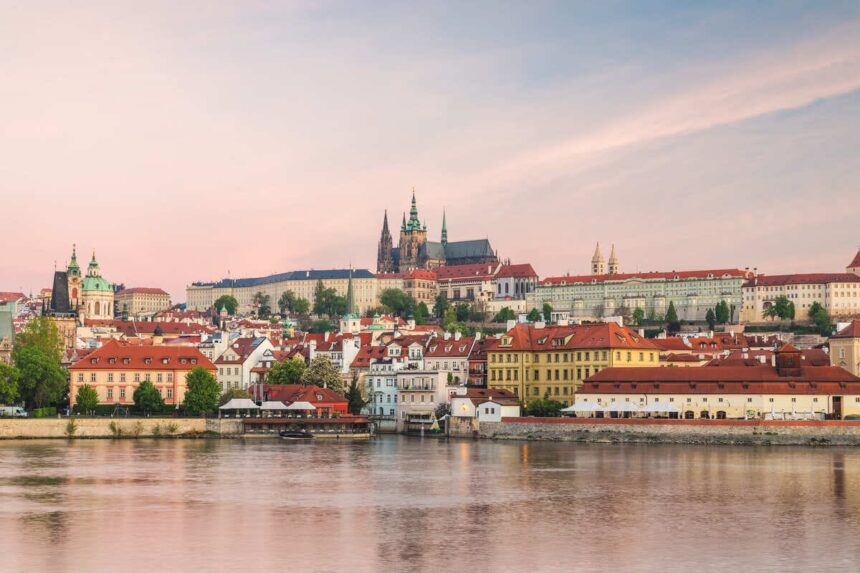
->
13;341;67;409
214;295;239;315
293;297;310;315
0;363;20;405
808;302;825;320
219;387;252;406
432;294;450;320
665;301;680;334
526;308;542;322
309;319;336;333
811;306;832;336
312;280;347;318
414;302;429;325
301;356;343;394
493;307;516;323
268;358;305;385
715;300;731;324
183;367;221;415
705;308;716;330
525;397;564;417
133;380;164;415
344;373;367;415
762;304;779;321
253;291;272;319
74;384;99;415
631;307;645;326
772;296;794;320
379;288;415;318
542;303;553;323
442;307;458;331
455;303;470;322
16;316;63;359
278;290;297;315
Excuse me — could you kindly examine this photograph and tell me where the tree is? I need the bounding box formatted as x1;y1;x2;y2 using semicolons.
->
0;363;20;405
665;301;680;334
525;397;564;417
493;307;516;323
442;307;458;331
309;319;336;333
74;384;99;415
762;304;779;321
432;294;450;320
183;367;221;416
715;300;731;324
344;373;367;415
13;320;68;409
773;296;794;320
268;358;305;385
414;302;429;325
253;291;272;319
133;380;164;415
631;307;645;326
15;316;62;359
526;308;542;322
379;288;415;318
293;298;310;315
301;356;343;394
811;306;832;336
705;308;716;330
542;303;553;323
808;302;825;320
312;280;347;318
278;290;297;315
214;295;239;315
219;387;252;406
455;303;470;323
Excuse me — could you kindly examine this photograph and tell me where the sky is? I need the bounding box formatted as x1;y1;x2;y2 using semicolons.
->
2;0;860;302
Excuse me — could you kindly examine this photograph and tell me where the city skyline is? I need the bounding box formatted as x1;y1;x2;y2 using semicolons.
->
3;1;860;300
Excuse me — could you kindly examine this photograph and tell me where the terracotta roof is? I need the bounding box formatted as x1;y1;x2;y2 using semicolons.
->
583;364;859;388
848;250;860;269
70;339;215;371
435;263;500;281
426;337;476;358
651;338;691;352
116;287;170;296
542;269;746;285
255;384;346;403
833;320;860;339
0;292;27;303
458;387;519;406
350;345;388;368
661;353;705;363
215;337;266;364
744;273;860;287
84;319;214;336
496;264;538;279
486;322;658;352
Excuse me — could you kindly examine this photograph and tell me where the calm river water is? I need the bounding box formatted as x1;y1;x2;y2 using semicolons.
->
1;437;859;572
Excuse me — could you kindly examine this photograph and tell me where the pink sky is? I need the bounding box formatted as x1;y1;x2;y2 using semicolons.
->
2;2;859;302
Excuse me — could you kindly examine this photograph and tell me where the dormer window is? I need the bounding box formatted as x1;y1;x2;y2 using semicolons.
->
91;357;98;364
108;357;116;364
144;358;152;364
123;357;130;364
162;358;169;364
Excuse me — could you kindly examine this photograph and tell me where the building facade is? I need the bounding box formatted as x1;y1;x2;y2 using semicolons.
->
831;321;860;377
115;287;172;316
740;273;860;322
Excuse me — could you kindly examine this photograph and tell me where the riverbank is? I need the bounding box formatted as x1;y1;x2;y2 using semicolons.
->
473;417;860;446
0;418;218;439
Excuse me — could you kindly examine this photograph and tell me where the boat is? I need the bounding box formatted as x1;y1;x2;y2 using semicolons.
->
279;429;314;440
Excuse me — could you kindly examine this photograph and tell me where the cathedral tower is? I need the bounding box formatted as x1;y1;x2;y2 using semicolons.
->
591;243;606;275
67;244;82;310
376;210;395;273
608;244;619;275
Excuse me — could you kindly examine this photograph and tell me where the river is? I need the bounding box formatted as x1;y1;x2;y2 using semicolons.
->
1;437;859;572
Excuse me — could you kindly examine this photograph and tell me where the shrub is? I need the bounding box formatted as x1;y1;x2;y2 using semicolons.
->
65;418;77;437
131;421;144;437
152;424;162;437
165;422;179;435
108;421;123;437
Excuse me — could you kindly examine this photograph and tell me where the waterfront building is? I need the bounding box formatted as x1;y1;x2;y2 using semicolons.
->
187;268;377;315
383;334;430;370
115;287;172;317
366;358;404;418
831;320;860;377
395;370;451;432
450;387;521;425
424;333;476;386
69;339;215;407
578;344;860;419
486;322;660;405
528;268;747;322
214;336;274;391
251;384;348;417
376;191;498;273
740;272;860;322
467;336;494;387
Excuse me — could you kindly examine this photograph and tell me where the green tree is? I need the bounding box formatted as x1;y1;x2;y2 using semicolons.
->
74;384;99;415
214;295;239;315
808;301;825;320
493;307;516;323
309;319;336;333
293;297;310;315
432;293;450;320
379;288;415;318
133;380;164;415
344;373;367;415
219;387;252;406
715;300;731;324
631;307;645;326
525;397;564;417
526;308;542;322
301;355;343;394
183;367;221;416
811;306;832;336
312;281;347;318
442;307;458;330
414;302;429;325
705;308;716;330
278;290;297;315
0;363;20;405
455;303;470;323
773;296;794;320
542;303;553;323
665;301;680;334
253;291;272;319
268;358;305;385
13;345;67;409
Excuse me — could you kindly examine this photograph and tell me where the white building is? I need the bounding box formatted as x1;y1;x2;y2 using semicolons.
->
366;358;404;418
395;370;450;432
214;336;274;391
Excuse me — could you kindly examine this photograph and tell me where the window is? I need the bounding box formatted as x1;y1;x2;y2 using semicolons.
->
77;373;84;382
747;398;752;403
157;373;163;383
533;387;539;396
107;388;113;399
108;373;114;382
134;373;140;382
769;398;774;403
90;373;96;382
120;388;126;399
533;370;539;381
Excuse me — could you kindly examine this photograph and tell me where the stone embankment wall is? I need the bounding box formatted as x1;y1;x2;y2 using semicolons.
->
0;418;210;439
478;418;860;446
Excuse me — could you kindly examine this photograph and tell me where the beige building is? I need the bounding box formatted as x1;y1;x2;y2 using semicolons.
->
740;273;860;322
831;320;860;377
115;287;172;317
186;269;378;315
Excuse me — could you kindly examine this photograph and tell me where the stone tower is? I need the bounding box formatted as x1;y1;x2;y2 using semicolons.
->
376;210;395;273
608;244;619;275
66;244;82;310
591;243;606;276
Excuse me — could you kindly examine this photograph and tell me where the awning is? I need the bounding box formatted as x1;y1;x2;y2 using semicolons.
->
219;398;261;410
641;402;680;413
260;401;289;411
561;401;599;413
284;401;317;411
607;401;639;413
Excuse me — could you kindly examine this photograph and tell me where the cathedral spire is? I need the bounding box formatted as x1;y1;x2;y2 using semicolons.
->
382;209;390;234
608;244;619;275
591;242;605;276
408;187;420;228
401;212;407;232
441;209;448;245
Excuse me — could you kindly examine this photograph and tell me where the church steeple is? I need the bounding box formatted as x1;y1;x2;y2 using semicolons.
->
591;243;605;276
401;212;407;232
67;244;81;277
441;209;448;245
407;187;420;230
377;210;394;273
608;244;619;275
346;268;355;315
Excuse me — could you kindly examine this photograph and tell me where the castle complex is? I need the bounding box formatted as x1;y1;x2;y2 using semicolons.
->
376;190;498;273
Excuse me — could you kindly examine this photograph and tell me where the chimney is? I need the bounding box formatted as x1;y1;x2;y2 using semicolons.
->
454;331;462;341
534;321;546;330
506;319;516;331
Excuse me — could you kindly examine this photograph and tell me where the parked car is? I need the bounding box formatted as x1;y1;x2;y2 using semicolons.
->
0;406;28;418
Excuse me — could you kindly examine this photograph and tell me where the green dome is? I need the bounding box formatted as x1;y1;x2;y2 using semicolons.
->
83;276;113;292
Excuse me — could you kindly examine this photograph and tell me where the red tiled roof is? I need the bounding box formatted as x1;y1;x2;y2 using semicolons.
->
542;269;746;285
848;250;860;269
84;319;214;336
256;384;346;404
426;337;476;357
215;337;264;364
651;338;690;352
833;320;860;339
583;365;859;389
744;273;860;287
496;264;538;279
661;353;705;363
70;339;215;371
459;387;519;406
116;287;170;296
435;263;500;281
0;292;27;303
486;323;658;352
350;345;388;368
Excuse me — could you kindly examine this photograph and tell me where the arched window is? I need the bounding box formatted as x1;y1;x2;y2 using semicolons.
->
95;301;100;315
71;288;78;299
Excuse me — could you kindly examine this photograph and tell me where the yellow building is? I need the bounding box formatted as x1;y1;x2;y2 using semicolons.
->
115;287;172;317
486;322;660;405
831;320;860;377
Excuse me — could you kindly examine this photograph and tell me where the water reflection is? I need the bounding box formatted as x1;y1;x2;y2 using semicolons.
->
1;438;860;572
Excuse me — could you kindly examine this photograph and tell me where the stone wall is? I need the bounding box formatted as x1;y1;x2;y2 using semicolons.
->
479;417;860;446
0;418;208;439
